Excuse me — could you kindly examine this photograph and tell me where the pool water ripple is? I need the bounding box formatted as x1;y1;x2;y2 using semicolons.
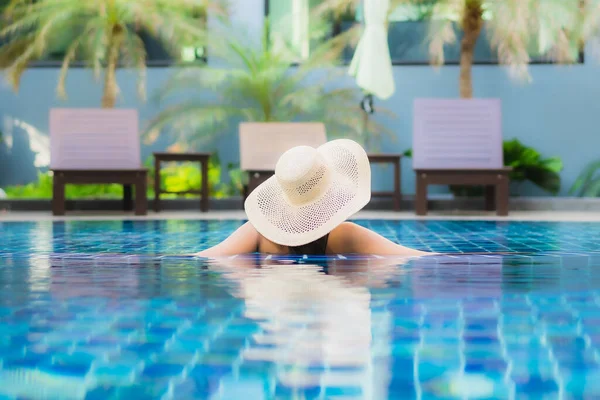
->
1;220;600;398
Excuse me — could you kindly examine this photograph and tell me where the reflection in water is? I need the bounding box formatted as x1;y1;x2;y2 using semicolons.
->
0;368;91;400
1;246;600;398
209;256;408;398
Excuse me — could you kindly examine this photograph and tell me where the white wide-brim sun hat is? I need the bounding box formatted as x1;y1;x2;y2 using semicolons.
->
244;139;371;247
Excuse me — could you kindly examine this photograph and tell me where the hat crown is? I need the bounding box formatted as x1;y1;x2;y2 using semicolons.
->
275;146;331;206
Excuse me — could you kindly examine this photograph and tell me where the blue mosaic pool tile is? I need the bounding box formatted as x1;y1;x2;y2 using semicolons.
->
465;358;508;374
84;386;119;400
178;325;217;339
279;384;322;399
180;366;232;398
563;369;600;397
514;375;560;397
39;352;95;377
154;349;197;364
141;362;185;378
238;359;277;377
324;386;364;398
93;364;136;385
113;382;171;400
191;361;233;378
210;337;248;353
8;220;600;398
2;352;49;369
125;341;167;357
387;380;418;400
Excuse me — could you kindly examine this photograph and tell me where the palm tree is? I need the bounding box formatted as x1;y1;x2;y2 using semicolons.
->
146;22;392;149
427;0;584;98
317;0;586;98
0;0;228;108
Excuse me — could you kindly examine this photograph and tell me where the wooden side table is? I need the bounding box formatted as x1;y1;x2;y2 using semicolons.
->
367;153;403;211
415;168;512;216
244;170;273;199
153;152;211;212
51;169;148;216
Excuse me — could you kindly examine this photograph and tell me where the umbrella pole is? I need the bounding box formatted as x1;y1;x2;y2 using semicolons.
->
360;93;374;151
362;108;370;151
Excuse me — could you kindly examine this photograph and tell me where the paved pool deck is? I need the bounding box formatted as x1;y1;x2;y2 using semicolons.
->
3;210;600;222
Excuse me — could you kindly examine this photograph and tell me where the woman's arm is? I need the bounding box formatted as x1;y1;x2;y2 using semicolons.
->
332;222;431;257
195;222;260;257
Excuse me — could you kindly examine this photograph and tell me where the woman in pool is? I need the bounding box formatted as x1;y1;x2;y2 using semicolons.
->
196;139;429;257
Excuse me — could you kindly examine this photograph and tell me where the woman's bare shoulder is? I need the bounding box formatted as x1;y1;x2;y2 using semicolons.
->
195;221;260;257
331;221;363;235
327;222;361;252
333;221;360;230
329;221;429;256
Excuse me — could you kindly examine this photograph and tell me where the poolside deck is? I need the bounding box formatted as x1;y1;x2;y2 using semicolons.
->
3;210;600;222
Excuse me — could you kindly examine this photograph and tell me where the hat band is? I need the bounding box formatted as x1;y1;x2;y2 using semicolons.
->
281;162;333;207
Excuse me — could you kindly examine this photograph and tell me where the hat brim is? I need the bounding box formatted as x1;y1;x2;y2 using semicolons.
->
244;139;371;247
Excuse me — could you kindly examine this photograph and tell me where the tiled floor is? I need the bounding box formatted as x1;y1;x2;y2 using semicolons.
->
2;219;600;398
4;209;600;222
4;218;600;255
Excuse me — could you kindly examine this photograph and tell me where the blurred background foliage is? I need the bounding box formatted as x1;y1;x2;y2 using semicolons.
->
3;153;245;199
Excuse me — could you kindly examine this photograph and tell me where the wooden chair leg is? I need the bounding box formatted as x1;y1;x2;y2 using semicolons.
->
485;186;495;211
496;177;509;216
135;175;147;216
52;173;66;216
201;159;209;212
247;172;258;197
123;184;133;211
415;174;428;216
154;158;161;213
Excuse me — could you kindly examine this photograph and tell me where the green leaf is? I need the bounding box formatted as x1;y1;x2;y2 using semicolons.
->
525;166;561;195
540;157;563;173
569;159;600;196
583;178;600;198
500;139;563;194
148;16;393;147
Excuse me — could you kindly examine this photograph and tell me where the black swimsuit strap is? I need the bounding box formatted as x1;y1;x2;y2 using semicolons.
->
256;233;330;254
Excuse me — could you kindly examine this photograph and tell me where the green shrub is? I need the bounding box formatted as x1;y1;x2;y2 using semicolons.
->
4;172;123;199
502;139;563;194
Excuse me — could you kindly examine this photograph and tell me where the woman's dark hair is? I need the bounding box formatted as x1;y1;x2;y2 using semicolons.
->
288;234;329;255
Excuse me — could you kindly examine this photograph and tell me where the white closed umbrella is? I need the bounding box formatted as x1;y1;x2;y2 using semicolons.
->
349;0;395;101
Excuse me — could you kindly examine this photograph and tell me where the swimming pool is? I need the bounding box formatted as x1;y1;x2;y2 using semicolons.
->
1;219;600;399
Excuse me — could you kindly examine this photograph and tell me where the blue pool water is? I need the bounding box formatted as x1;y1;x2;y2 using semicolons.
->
1;219;600;399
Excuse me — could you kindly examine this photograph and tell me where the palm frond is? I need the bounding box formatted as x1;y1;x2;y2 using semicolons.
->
146;102;244;142
0;0;223;104
152;67;232;102
312;0;358;20
581;0;600;40
121;28;147;101
419;0;588;82
57;31;88;99
486;0;536;80
4;37;37;90
152;19;387;148
426;0;463;66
